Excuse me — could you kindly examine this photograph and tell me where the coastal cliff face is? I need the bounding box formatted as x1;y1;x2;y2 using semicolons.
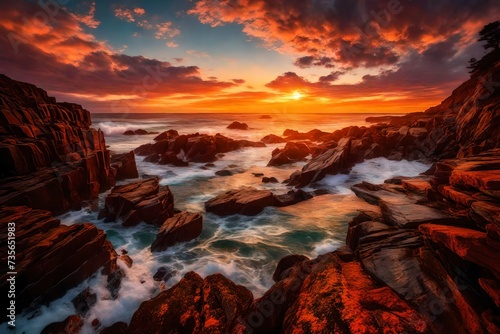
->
0;76;135;316
0;74;111;214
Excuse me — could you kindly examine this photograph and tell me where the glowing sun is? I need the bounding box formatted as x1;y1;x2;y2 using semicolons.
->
291;91;303;100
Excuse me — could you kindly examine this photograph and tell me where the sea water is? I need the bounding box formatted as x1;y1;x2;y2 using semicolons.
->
7;113;430;333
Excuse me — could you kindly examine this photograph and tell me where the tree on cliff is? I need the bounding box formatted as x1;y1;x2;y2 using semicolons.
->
478;20;500;51
467;21;500;73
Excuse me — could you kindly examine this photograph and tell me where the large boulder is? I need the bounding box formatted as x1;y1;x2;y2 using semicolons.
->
151;212;203;252
99;178;174;226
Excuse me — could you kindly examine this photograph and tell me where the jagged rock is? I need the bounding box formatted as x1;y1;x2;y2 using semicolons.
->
227;121;249;130
0;206;118;313
153;267;176;282
470;201;500;228
154;129;179;141
107;268;125;299
0;74;111;214
287;138;352;187
128;272;253;334
215;169;233;176
110;151;139;181
282;254;430;334
380;200;458;228
99;178;174;226
267;142;310;166
151;212;203;252
123;129;156;135
41;315;84;334
283;128;332;141
135;132;264;164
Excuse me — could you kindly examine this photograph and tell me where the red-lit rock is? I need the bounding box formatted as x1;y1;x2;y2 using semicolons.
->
41;315;84;334
0;206;119;312
0;74;111;214
127;272;253;334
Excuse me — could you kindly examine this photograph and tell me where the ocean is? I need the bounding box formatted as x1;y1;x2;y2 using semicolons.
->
9;113;430;333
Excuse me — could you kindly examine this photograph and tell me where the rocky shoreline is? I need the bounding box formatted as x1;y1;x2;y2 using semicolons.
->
0;51;499;333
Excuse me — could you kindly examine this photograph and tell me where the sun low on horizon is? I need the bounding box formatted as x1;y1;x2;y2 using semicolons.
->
0;0;498;114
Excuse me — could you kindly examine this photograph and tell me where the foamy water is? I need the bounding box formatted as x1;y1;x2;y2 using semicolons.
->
6;113;430;333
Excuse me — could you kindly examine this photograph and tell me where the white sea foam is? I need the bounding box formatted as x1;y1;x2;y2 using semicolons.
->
318;157;430;193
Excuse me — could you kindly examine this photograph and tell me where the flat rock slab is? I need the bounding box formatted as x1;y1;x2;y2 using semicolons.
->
470;201;500;227
380;200;458;228
351;182;418;206
205;187;274;216
419;224;500;279
151;212;203;252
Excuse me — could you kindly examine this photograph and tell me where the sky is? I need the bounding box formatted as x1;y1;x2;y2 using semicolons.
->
0;0;498;113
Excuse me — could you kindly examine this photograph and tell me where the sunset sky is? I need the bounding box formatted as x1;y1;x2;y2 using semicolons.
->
0;0;498;113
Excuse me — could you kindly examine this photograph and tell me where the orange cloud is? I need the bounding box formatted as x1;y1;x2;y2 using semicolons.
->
189;0;500;68
0;1;235;112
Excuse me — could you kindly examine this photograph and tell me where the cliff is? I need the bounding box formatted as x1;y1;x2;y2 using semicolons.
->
0;74;111;214
0;76;138;317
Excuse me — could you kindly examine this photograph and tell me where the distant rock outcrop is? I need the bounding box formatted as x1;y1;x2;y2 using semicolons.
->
227;121;249;130
135;130;265;165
